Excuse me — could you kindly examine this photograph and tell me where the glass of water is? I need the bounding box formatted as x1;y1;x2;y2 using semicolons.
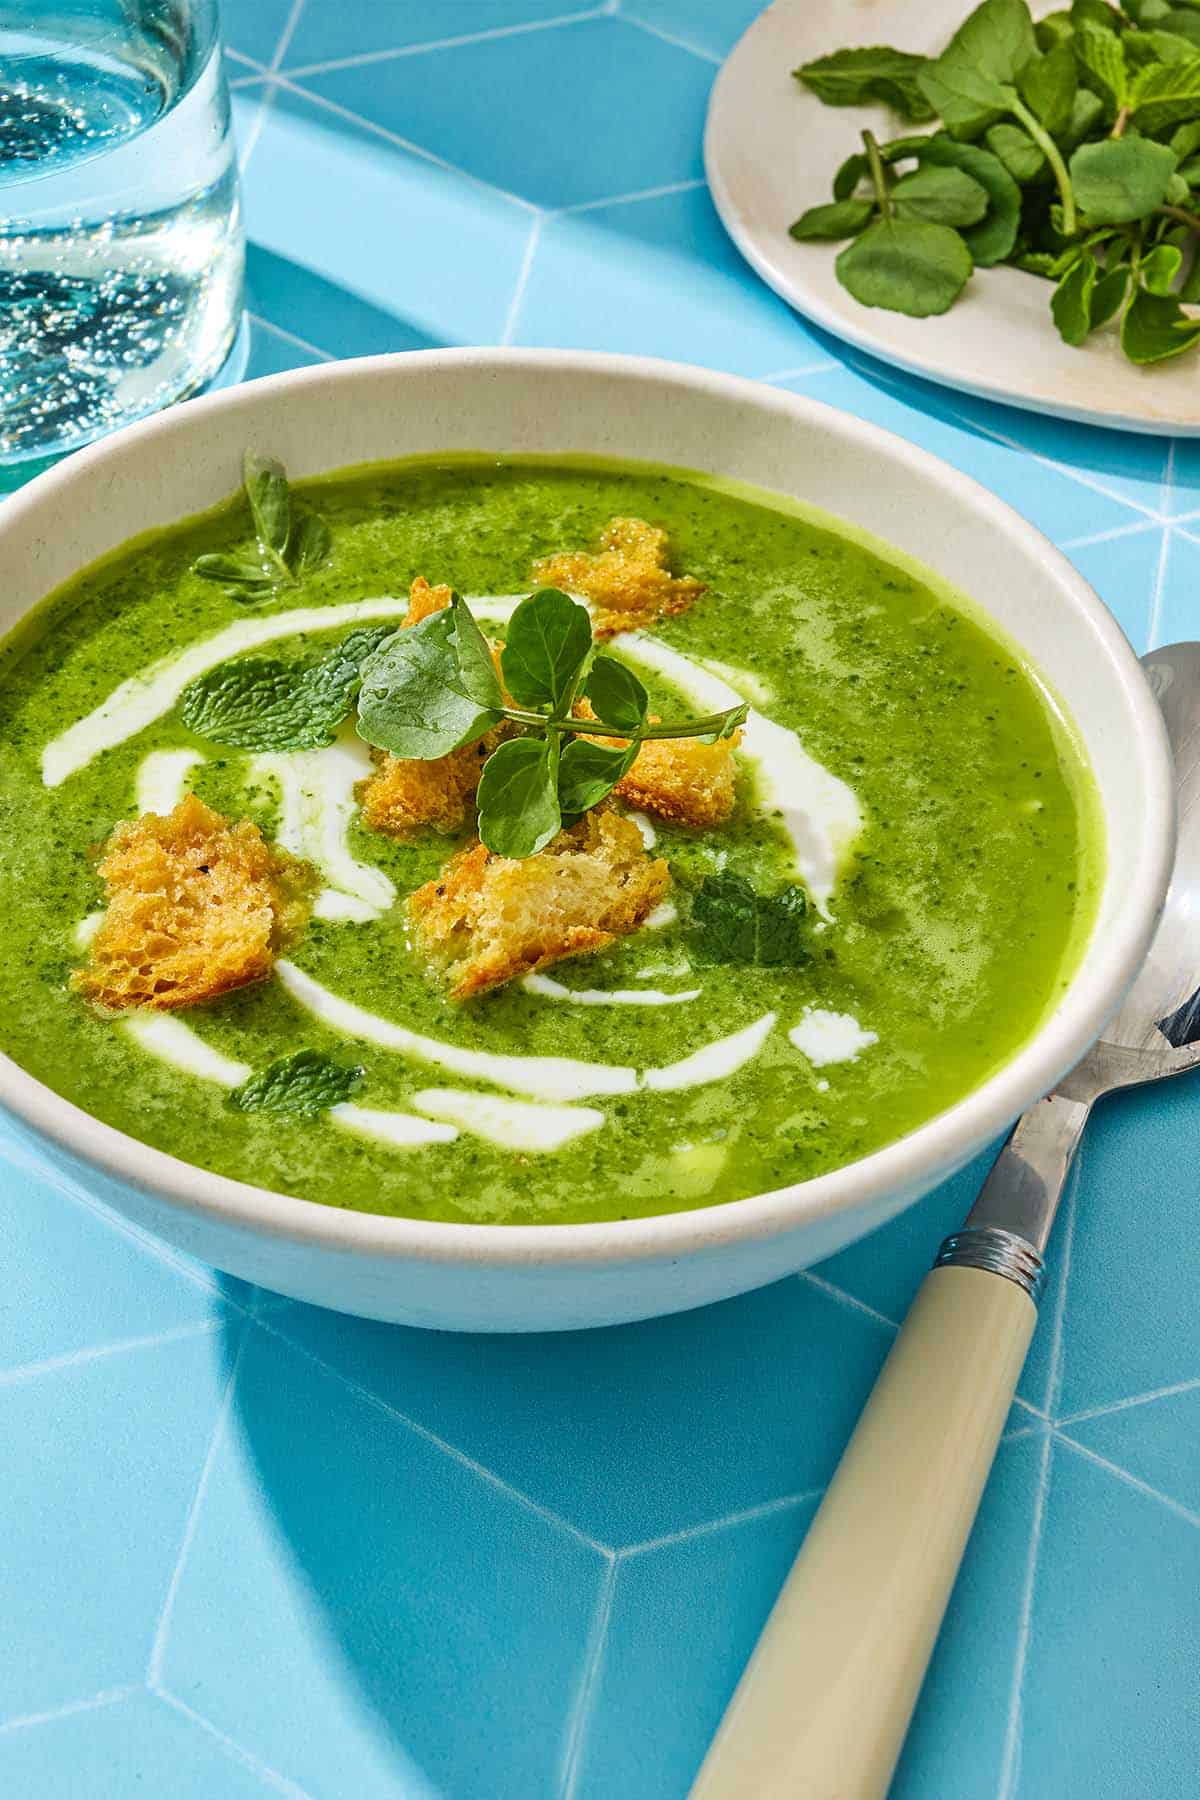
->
0;0;244;465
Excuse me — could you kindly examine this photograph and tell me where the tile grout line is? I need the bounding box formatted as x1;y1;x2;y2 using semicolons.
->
617;9;721;64
1053;1432;1200;1529
1058;516;1166;551
558;1557;619;1800
152;1691;315;1799
1145;522;1174;650
247;313;336;363
996;1429;1054;1800
1056;1373;1200;1430
501;216;545;345
261;74;541;214
0;1318;223;1389
555;177;707;216
232;0;307;174
618;1485;825;1561
257;1313;612;1556
761;360;838;384
0;1687;138;1737
277;8;609;81
269;0;309;72
800;1269;898;1333
936;398;1170;522
145;1319;254;1688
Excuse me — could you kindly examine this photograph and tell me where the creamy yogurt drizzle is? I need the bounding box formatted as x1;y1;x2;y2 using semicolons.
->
122;1013;252;1087
250;725;396;923
331;1104;458;1148
136;749;204;816
276;960;774;1102
521;972;700;1007
788;1007;878;1068
412;1089;605;1151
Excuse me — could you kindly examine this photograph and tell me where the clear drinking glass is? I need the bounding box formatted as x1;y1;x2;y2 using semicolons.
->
0;0;244;464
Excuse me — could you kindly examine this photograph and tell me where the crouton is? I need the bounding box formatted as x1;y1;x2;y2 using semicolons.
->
409;809;669;999
576;700;741;828
72;795;313;1012
359;575;503;839
533;517;705;637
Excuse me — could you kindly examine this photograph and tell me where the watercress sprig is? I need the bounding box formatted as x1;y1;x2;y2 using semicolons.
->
791;0;1200;365
355;588;747;858
193;451;332;602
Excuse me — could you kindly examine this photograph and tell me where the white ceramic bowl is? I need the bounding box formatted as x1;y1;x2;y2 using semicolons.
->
0;350;1174;1331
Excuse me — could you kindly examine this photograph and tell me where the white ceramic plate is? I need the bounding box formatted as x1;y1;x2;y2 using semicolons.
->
705;0;1200;436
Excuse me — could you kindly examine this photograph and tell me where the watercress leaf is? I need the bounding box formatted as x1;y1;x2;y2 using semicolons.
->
1180;242;1200;298
291;512;331;574
699;701;750;744
794;46;935;120
1019;43;1078;134
790;198;876;240
1061;83;1107;146
476;735;562;858
556;737;639;817
584;655;648;732
242;451;291;557
1012;249;1071;274
1127;27;1198;66
1141;240;1185;291
1166;169;1192;201
1090;260;1132;322
450;592;505;710
1161;9;1200;48
833;151;869;199
1120;282;1200;358
835;216;973;316
690;873;810;967
357;608;501;759
230;1049;364;1119
1036;9;1076;48
1051;251;1097;343
892;164;990;225
1171;117;1200;156
1073;21;1127;114
917;0;1039;139
1070;0;1121;29
1125;0;1174;23
1069;135;1178;221
918;135;1022;262
985;120;1047;180
500;587;593;711
1132;54;1200;133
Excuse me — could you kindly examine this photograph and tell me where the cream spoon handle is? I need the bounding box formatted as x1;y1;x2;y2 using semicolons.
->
688;1262;1036;1800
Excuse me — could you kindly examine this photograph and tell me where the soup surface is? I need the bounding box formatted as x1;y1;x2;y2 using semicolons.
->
0;458;1101;1224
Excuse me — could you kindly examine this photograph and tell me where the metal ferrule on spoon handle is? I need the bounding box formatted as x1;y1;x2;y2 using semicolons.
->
687;1092;1090;1800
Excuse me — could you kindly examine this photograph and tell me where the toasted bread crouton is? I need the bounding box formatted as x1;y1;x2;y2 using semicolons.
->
404;575;453;627
576;700;741;828
533;517;705;636
73;795;312;1012
358;737;496;836
409;809;669;998
360;576;505;839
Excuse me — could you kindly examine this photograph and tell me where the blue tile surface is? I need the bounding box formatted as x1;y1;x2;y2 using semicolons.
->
3;0;1199;1793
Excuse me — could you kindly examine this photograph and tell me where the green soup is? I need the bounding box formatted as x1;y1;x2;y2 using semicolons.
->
0;458;1101;1225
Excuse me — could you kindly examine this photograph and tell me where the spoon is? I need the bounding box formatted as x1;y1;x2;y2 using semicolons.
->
690;641;1200;1800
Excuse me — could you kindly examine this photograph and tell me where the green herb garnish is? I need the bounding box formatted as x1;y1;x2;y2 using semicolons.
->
193;451;332;602
791;0;1200;366
690;872;811;967
229;1049;364;1118
180;626;392;752
355;588;747;858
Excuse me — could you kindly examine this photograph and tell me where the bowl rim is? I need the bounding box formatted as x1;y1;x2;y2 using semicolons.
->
0;346;1176;1267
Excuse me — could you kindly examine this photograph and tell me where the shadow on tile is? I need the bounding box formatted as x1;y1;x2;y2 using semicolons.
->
245;244;447;360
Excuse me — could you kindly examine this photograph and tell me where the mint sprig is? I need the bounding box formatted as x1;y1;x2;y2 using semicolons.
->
690;873;811;967
355;588;747;858
229;1049;365;1118
180;626;393;752
193;451;332;603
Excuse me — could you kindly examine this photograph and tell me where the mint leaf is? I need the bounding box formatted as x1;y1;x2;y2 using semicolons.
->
1070;136;1178;222
835;216;973;316
917;0;1039;138
230;1049;364;1119
357;608;502;760
1121;282;1200;359
795;46;935;121
892;163;990;225
790;197;876;240
181;626;392;752
191;553;279;604
583;655;649;733
1132;54;1200;133
450;592;505;710
690;873;810;967
475;735;561;857
243;451;291;557
194;452;332;603
917;136;1022;263
500;588;593;712
291;513;332;574
557;738;639;817
1074;21;1128;115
